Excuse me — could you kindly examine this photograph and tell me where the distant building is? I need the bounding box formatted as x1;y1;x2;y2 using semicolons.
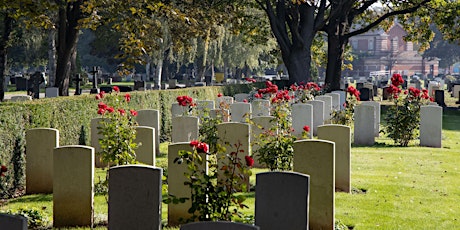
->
346;22;439;79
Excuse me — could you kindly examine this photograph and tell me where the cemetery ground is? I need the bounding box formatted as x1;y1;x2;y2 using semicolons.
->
1;86;459;229
1;108;459;229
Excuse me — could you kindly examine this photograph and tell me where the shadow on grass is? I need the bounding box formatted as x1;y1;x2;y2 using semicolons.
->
351;142;404;148
8;194;52;204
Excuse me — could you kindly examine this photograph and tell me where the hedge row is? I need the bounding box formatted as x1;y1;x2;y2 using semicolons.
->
0;83;255;196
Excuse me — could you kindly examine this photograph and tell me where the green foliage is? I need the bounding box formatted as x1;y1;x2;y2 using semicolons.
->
6;207;48;229
11;132;25;190
78;125;87;145
330;86;360;126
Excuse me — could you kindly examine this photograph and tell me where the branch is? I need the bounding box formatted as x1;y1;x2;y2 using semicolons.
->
346;0;430;39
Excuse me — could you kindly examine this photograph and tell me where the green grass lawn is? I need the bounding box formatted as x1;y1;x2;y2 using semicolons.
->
1;110;459;229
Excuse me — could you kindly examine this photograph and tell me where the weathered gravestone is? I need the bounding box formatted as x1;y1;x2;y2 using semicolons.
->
45;87;59;98
216;96;234;108
134;126;155;165
325;92;341;111
180;221;260;230
305;100;325;136
171;116;199;143
196;100;215;113
91;117;109;168
291;103;313;139
317;125;351;193
10;95;32;102
315;95;333;123
53;145;94;228
255;172;310;230
171;103;189;118
136;109;161;156
360;101;381;137
108;165;162;230
354;104;375;146
420;105;442;148
382;86;391;100
234;93;250;102
251;99;270;116
133;80;146;91
230;102;252;122
217;122;251;191
251;116;276;167
0;213;27;230
293;140;335;230
26;128;59;194
210;109;230;122
453;85;460;99
168;143;207;226
332;90;346;110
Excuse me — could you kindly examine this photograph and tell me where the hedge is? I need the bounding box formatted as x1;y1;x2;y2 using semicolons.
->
0;83;256;197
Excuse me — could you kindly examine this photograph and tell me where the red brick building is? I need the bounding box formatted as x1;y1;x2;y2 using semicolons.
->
346;22;439;79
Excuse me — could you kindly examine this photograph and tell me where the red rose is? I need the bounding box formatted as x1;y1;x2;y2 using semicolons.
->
98;102;108;110
113;86;120;93
130;109;138;116
97;108;106;115
190;140;199;147
99;91;105;98
217;93;223;97
1;165;7;173
95;94;101;100
243;99;248;103
255;93;262;99
124;93;131;102
245;156;254;167
118;109;126;116
303;125;310;133
107;107;115;113
196;142;209;153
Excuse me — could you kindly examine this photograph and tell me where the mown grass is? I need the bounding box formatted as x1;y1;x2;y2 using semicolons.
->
1;109;459;229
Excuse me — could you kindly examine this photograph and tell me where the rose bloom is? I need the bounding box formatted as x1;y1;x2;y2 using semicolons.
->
124;93;131;102
243;99;248;103
1;165;7;173
118;109;126;116
107;107;115;113
130;109;138;116
303;125;310;133
196;142;209;153
113;86;120;93
245;155;254;167
217;93;223;97
97;108;106;115
95;94;101;100
190;140;199;147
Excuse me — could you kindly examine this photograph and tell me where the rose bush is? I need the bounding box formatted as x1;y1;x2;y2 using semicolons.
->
384;73;433;146
330;85;360;125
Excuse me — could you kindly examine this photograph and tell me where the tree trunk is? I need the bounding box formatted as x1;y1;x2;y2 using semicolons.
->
325;33;347;92
282;47;312;85
0;14;13;102
155;58;163;89
48;28;56;87
55;0;82;96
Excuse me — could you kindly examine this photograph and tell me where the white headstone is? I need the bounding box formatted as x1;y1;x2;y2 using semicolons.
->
360;101;381;137
251;99;270;117
234;93;250;102
230;102;252;123
315;95;333;123
420;105;442;148
171;103;189;118
135;126;155;165
305;100;325;136
354;105;375;146
136;109;160;156
453;85;460;99
171;116;199;143
325;93;341;111
216;96;234;109
332;90;346;110
291;103;313;139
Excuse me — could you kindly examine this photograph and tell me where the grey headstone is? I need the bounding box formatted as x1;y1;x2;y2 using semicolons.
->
325;93;341;111
171;103;189;118
251;99;270;116
255;172;310;230
332;90;346;110
0;213;27;230
360;101;381;137
354;105;375;146
109;165;162;230
10;95;32;102
45;87;59;98
315;95;333;123
234;93;250;102
181;221;259;230
136;109;161;156
305;100;325;136
134;126;155;165
171;116;199;143
230;102;252;123
291;103;313;139
420;105;442;148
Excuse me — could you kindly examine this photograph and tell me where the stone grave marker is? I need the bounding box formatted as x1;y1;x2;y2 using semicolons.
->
234;93;250;102
180;221;260;230
45;87;59;98
360;101;381;137
325;92;341;111
358;88;372;101
315;95;333;123
453;85;460;99
318;125;351;193
251;99;270;116
382;86;391;100
169;79;178;88
293;140;335;230
354;104;375;146
217;122;251;191
134;126;155;165
217;96;234;108
434;90;446;107
171;116;199;143
305;100;325;136
168;143;207;226
291;103;313;139
420;105;442;148
10;95;32;102
255;171;310;230
0;213;27;230
332;90;346;110
171;103;189;118
136;109;160;156
53;145;94;228
230;102;252;122
356;82;364;89
91;117;109;168
26;128;59;194
210;109;230;122
109;165;162;230
196;100;215;119
251;116;276;167
428;82;440;98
